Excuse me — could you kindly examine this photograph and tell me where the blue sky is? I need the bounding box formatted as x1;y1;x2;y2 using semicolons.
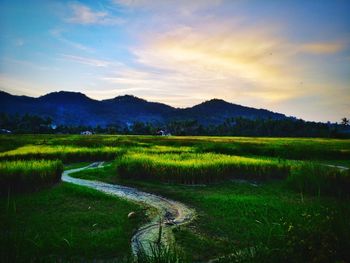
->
0;0;349;122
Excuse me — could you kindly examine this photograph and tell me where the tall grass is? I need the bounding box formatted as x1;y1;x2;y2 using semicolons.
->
287;163;350;198
0;160;63;194
134;145;194;154
2;135;349;161
0;145;124;162
131;243;188;263
195;139;350;160
122;219;189;263
117;153;290;184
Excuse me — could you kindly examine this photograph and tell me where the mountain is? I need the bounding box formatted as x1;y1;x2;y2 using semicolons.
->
0;91;288;126
169;99;286;125
102;95;174;124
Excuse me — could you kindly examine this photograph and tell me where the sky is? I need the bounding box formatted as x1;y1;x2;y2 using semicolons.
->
0;0;349;122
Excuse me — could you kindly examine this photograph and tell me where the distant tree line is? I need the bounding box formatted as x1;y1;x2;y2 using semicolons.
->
0;112;349;138
0;113;53;134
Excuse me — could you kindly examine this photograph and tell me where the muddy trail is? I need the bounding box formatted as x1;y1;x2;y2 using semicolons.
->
62;162;196;257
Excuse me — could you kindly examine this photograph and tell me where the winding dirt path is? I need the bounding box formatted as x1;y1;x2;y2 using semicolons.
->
62;162;196;257
324;164;349;170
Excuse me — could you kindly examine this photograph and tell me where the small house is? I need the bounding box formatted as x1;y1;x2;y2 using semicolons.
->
81;131;93;135
157;129;165;136
0;129;12;134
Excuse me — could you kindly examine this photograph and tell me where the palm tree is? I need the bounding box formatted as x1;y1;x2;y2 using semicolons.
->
341;117;349;126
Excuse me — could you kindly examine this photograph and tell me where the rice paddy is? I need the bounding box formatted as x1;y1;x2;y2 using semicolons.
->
0;160;63;194
287;162;350;198
0;145;124;162
0;134;349;262
117;152;290;184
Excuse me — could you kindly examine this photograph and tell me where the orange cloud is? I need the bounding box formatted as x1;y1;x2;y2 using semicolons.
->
99;19;349;118
300;42;345;54
129;25;304;103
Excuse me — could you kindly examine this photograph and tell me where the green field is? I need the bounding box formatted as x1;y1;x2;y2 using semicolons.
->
0;135;349;262
1;183;145;262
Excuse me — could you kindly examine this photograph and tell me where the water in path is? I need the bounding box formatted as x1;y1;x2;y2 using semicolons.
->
62;162;195;257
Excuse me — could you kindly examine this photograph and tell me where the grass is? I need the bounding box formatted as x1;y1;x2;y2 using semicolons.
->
134;243;189;263
117;152;290;184
69;163;350;262
0;134;349;262
193;137;350;160
0;160;63;194
64;161;91;170
287;163;350;198
122;181;350;262
1;135;349;161
70;161;118;183
0;182;146;262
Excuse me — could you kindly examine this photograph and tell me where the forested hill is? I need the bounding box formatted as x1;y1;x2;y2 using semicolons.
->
0;91;287;126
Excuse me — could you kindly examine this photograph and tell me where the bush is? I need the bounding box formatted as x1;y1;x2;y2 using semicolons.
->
117;153;290;184
0;160;63;194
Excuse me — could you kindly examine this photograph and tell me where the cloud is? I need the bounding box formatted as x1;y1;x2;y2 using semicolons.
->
50;28;94;52
66;3;124;25
300;41;346;54
113;0;223;18
114;0;221;9
1;58;59;71
61;54;111;67
125;25;304;103
101;21;349;112
0;74;55;97
79;12;348;119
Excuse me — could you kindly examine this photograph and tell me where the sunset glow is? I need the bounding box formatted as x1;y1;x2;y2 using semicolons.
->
0;0;349;121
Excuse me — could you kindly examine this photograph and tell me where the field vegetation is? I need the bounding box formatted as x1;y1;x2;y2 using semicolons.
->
193;137;350;160
70;162;350;262
1;183;145;262
287;163;350;198
0;145;123;162
0;160;63;194
117;152;290;184
0;134;349;262
1;135;349;160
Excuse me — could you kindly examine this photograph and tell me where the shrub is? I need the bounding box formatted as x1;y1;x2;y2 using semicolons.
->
0;160;63;194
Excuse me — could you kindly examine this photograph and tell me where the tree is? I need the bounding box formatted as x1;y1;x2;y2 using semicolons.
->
341;117;349;126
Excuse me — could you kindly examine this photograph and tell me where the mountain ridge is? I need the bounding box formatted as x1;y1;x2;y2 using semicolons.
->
0;90;289;126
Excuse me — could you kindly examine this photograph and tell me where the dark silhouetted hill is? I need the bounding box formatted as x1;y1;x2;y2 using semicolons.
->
0;91;288;126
